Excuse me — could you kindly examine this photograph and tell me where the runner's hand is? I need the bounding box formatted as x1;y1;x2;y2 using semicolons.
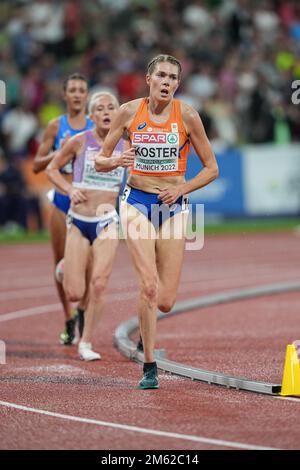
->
158;185;184;205
70;188;87;204
118;147;135;168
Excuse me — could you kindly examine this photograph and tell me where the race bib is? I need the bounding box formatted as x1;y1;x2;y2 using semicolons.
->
132;132;179;173
81;150;124;191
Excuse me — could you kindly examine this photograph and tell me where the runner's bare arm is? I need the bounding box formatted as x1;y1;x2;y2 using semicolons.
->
183;104;218;191
32;119;60;174
158;104;219;204
95;102;137;172
46;136;82;196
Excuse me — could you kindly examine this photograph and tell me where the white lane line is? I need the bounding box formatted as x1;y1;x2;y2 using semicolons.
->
274;396;300;403
0;400;277;450
0;290;136;323
0;287;136;302
0;304;61;322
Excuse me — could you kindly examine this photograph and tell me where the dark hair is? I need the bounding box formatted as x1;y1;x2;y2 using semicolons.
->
147;54;182;80
63;73;89;91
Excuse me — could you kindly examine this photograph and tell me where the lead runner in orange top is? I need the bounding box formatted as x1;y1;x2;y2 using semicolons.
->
95;54;219;390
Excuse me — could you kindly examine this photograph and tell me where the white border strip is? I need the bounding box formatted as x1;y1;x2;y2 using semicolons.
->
0;400;277;450
274;396;300;403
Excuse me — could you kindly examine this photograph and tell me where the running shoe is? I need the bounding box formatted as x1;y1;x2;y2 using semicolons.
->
60;313;78;345
78;342;101;361
138;363;159;389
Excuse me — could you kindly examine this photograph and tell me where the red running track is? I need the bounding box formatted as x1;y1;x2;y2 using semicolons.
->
0;232;300;450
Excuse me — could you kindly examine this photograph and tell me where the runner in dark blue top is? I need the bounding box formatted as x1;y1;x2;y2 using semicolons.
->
33;73;94;345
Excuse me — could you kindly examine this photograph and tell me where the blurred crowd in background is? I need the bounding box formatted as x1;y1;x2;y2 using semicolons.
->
0;0;300;230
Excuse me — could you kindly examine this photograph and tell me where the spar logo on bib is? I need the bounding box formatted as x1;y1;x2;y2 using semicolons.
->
133;133;166;144
167;133;178;144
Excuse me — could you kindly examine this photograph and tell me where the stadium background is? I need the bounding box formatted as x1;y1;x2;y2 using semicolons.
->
1;0;300;235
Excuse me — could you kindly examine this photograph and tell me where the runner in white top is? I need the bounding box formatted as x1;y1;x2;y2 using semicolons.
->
46;92;127;360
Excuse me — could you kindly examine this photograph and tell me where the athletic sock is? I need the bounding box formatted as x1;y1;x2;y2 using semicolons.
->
143;362;157;373
77;308;85;337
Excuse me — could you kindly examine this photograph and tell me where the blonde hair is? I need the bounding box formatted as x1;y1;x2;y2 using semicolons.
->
147;54;182;80
88;91;119;115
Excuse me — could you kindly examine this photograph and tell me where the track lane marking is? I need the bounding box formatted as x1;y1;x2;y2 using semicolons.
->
274;396;300;403
0;400;278;450
0;303;61;322
0;290;136;323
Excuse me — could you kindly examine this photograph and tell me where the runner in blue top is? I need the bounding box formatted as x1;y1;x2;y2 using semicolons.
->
33;73;94;345
46;91;128;360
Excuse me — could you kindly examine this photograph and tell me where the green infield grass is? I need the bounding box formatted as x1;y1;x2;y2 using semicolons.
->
0;218;299;244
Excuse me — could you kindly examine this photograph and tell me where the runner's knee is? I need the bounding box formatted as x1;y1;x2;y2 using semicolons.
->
158;296;176;313
63;282;85;302
90;275;108;299
64;285;84;303
141;277;158;303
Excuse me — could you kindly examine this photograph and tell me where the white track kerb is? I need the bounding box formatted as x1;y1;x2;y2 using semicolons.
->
114;281;300;396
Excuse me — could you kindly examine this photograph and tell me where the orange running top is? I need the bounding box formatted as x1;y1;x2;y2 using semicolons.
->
128;98;190;177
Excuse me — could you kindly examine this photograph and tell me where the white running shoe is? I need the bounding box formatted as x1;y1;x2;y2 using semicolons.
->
78;342;101;361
